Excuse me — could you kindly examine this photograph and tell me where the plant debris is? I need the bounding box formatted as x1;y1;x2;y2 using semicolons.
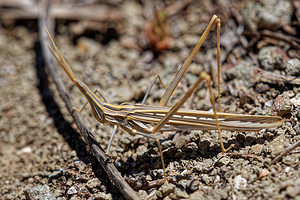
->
0;0;299;199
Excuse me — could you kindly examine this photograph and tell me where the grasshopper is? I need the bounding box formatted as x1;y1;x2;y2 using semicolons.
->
45;15;283;183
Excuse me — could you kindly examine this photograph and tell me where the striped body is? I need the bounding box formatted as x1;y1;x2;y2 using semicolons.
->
46;21;284;184
77;80;283;134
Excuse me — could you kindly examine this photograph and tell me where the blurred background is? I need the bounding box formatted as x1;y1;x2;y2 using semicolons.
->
0;0;299;199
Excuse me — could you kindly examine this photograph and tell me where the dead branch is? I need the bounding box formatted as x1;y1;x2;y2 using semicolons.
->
38;1;138;200
224;152;263;161
0;2;122;22
254;68;300;85
269;140;300;167
261;30;300;50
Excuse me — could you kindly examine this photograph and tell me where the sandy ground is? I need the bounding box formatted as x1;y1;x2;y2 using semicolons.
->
0;0;299;199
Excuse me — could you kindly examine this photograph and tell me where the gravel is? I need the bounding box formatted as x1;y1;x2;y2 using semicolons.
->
0;0;299;199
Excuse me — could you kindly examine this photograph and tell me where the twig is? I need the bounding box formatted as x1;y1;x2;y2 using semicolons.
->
222;152;263;161
269;140;300;167
0;3;122;22
260;30;300;50
254;67;300;85
38;1;139;200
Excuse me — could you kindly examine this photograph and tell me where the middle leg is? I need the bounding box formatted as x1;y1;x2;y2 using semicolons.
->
106;73;167;154
149;71;233;152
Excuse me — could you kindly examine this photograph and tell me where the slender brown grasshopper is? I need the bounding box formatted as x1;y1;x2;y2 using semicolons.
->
46;15;283;183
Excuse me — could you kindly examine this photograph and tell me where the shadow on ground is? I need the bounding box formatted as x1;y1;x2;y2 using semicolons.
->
34;40;120;196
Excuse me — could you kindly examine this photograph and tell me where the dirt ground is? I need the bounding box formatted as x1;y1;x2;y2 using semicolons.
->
0;0;299;199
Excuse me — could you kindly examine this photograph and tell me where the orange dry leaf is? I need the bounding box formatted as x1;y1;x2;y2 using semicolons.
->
144;10;171;52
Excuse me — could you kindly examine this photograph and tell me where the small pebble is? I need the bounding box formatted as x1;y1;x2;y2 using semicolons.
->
250;144;264;155
284;167;291;173
24;185;56;200
178;179;188;189
138;190;148;200
49;170;63;179
265;100;273;108
286;186;300;198
216;156;230;167
17;146;32;154
188;179;200;192
268;135;285;157
157;183;175;197
189;191;204;200
282;154;298;166
78;186;88;196
73;160;87;171
93;192;112;200
233;175;247;190
280;180;294;189
67;186;78;195
201;174;211;184
258;46;288;71
242;0;292;31
291;94;300;107
174;188;189;199
86;178;100;190
75;174;89;182
174;135;189;149
293;124;300;135
202;159;214;171
193;163;202;172
255;83;270;93
136;145;148;156
225;60;255;88
53;189;64;197
161;140;173;149
286;58;300;76
0;64;17;75
272;93;293;116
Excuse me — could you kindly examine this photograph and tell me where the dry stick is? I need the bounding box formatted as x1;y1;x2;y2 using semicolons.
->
224;152;263;161
38;3;139;200
254;67;300;85
261;30;300;50
0;5;122;21
269;140;300;167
